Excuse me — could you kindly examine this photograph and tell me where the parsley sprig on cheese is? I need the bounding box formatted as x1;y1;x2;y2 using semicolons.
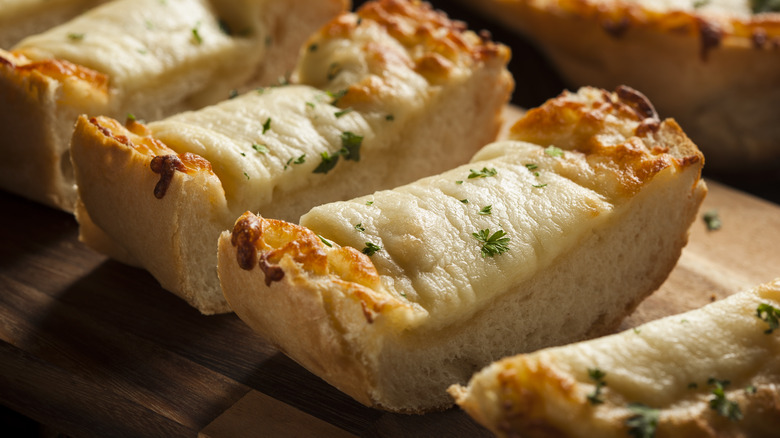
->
473;229;510;257
756;303;780;333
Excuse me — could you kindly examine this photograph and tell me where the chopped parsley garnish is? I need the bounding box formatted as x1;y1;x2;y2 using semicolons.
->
745;385;757;395
473;229;510;258
362;242;381;256
243;172;249;180
625;403;660;438
191;24;203;45
339;131;362;161
693;0;711;7
309;43;318;52
533;183;548;188
354;223;365;232
256;87;266;95
313;131;363;174
385;114;395;121
229;89;239;99
126;113;137;122
586;368;607;405
239;152;246;157
468;167;498;179
218;19;232;35
455;180;464;185
262;118;272;134
328;89;348;105
478;205;492;215
252;143;269;154
366;201;374;206
284;154;305;170
306;101;315;109
688;382;698;389
460;199;469;204
317;235;333;247
752;0;780;13
68;33;85;41
313;151;339;174
756;303;780;333
545;145;564;157
525;163;539;170
334;108;353;118
708;378;742;421
703;209;722;231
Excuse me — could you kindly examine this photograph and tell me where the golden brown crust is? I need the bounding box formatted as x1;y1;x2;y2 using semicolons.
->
0;50;109;93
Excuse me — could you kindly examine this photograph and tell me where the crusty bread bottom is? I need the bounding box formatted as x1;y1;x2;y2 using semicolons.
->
219;164;706;412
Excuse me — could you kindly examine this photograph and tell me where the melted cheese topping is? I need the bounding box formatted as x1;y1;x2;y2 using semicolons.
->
300;140;616;329
147;85;377;213
14;0;266;101
494;279;780;410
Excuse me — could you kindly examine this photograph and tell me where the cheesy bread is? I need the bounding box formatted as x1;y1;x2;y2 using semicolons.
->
216;86;706;412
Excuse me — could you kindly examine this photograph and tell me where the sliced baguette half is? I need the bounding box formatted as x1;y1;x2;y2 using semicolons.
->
71;0;513;314
0;0;346;210
450;278;780;437
217;86;706;412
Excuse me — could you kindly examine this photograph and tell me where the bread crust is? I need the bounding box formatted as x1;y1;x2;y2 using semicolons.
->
217;86;706;412
450;279;780;437
0;0;347;211
71;0;513;314
459;0;780;172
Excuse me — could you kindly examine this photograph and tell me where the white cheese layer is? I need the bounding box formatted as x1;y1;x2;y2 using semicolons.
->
300;141;615;329
148;85;376;214
15;0;267;108
582;0;754;18
526;279;780;408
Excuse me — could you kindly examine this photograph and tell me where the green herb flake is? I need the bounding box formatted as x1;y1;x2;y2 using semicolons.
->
68;33;85;41
694;0;711;7
479;205;493;215
688;382;698;389
586;368;607;405
625;403;660;438
328;89;348;105
239;152;246;157
525;163;539;170
306;101;315;109
745;385;757;395
229;89;239;99
252;143;269;154
533;183;548;188
385;114;395;121
313;151;339;174
191;25;203;45
703;209;722;231
243;172;250;180
708;378;743;421
473;229;510;258
285;154;305;170
262;118;272;134
756;303;780;334
366;201;374;206
468;167;498;179
317;234;333;247
354;223;366;232
309;43;318;52
126;113;137;122
362;242;382;256
334;108;353;118
460;199;469;204
340;131;362;161
545;145;564;158
455;180;464;185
